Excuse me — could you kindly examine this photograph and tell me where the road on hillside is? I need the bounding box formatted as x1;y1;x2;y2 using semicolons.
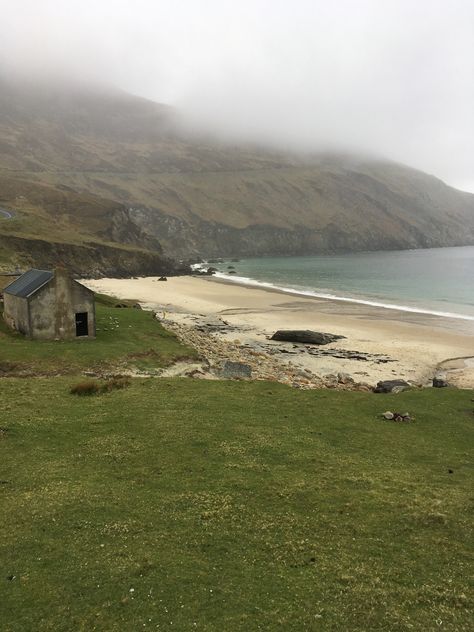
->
0;207;14;219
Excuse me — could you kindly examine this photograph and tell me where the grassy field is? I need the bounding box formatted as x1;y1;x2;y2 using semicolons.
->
1;376;473;631
0;294;197;375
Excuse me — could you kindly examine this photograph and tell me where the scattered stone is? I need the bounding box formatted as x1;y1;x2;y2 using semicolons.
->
395;412;412;422
185;369;206;378
219;361;252;379
337;372;354;385
391;385;410;394
355;383;372;392
271;330;345;345
161;319;399;392
433;372;449;388
195;318;238;334
381;411;412;422
373;379;411;393
323;374;339;387
115;303;128;308
132;303;142;310
158;276;168;281
293;346;394;364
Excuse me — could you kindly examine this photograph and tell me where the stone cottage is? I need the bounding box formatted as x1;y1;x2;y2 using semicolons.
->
3;267;95;340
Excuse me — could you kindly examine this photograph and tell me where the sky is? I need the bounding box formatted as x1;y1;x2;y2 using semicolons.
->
1;0;473;192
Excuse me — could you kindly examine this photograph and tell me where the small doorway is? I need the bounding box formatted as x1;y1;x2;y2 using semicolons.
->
75;312;89;337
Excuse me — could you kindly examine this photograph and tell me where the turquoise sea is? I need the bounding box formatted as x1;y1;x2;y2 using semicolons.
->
204;246;474;321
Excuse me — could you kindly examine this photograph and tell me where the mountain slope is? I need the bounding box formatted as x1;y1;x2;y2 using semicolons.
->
1;76;473;259
0;174;187;275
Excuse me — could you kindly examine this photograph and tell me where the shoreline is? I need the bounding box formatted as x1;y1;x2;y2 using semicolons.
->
83;274;474;388
211;274;474;322
203;274;474;332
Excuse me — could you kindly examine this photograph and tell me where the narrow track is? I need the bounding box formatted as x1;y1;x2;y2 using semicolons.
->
0;208;14;219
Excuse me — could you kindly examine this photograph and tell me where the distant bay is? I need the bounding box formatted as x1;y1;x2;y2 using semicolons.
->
209;246;474;321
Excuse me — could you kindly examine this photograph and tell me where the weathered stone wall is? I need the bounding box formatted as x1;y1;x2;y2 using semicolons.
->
28;285;56;339
3;294;30;335
28;269;95;340
68;276;96;339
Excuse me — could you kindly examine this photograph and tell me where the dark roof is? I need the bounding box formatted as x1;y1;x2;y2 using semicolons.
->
3;269;54;298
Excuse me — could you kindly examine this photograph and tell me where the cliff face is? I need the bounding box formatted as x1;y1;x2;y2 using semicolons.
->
0;175;187;276
133;163;474;257
0;234;186;278
1;76;474;262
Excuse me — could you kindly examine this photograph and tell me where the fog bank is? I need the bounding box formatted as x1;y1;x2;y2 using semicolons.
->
1;1;473;191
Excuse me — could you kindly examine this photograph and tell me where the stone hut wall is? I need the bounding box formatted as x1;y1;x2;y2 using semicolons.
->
3;294;30;335
29;269;95;340
28;285;58;339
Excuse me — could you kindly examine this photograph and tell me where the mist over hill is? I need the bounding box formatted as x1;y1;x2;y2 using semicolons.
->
1;76;473;269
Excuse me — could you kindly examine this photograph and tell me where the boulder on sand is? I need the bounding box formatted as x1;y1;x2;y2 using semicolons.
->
373;379;411;393
270;330;345;345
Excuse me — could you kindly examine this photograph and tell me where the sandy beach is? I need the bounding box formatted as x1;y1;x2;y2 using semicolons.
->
83;275;474;388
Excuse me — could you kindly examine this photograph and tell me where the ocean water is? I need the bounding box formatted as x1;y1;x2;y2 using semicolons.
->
203;246;474;321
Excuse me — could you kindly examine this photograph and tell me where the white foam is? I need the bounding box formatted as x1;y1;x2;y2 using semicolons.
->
210;271;474;322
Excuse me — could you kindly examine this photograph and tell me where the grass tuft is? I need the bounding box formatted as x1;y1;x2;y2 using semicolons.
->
70;376;131;396
102;376;131;392
69;380;102;396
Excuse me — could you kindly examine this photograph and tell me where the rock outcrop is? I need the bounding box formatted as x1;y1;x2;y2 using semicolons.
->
373;379;411;393
271;330;346;345
0;234;189;278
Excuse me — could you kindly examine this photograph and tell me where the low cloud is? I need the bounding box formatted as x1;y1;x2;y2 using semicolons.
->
1;0;473;191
